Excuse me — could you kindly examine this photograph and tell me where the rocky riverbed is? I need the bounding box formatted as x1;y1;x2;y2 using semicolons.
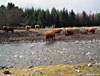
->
0;40;100;68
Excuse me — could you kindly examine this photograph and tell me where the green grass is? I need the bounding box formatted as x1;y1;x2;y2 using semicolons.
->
0;63;100;76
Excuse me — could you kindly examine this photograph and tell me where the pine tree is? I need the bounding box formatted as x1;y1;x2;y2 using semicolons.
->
69;9;76;27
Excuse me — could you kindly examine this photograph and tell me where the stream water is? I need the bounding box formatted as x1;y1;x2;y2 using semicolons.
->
0;41;100;68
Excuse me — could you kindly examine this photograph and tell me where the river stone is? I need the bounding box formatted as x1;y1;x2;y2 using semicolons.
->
3;71;11;74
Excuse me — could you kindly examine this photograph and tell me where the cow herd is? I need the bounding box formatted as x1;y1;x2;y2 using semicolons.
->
43;27;97;41
1;25;40;32
0;25;97;42
25;25;40;31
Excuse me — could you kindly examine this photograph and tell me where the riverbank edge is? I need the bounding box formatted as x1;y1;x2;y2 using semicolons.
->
0;62;100;76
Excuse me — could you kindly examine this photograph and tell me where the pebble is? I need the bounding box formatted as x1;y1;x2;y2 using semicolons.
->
50;61;53;64
75;69;82;76
0;66;7;69
3;71;11;74
44;58;48;60
75;41;78;44
57;51;63;54
35;72;42;74
38;58;41;60
89;40;92;43
19;55;23;58
28;66;34;68
75;69;80;73
31;44;34;47
88;56;93;60
7;66;14;68
14;55;18;58
31;52;35;55
0;66;14;69
22;75;30;76
88;63;92;67
86;52;90;55
62;48;66;50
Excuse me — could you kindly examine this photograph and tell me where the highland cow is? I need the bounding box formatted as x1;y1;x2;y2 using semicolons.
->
3;26;14;33
35;25;40;29
85;27;97;34
44;31;55;41
25;25;31;31
52;28;63;34
65;28;74;35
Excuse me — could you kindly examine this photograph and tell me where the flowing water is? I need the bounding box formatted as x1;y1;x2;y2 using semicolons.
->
0;41;100;68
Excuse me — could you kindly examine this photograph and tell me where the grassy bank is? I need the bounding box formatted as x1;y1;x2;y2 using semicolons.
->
0;63;100;76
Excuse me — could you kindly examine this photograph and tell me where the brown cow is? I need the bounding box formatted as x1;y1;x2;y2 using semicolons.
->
52;28;63;34
85;27;97;34
25;25;31;31
44;31;55;41
3;26;14;33
35;25;40;29
65;28;74;35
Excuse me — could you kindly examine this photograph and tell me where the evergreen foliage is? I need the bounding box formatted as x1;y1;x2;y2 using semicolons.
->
0;3;100;28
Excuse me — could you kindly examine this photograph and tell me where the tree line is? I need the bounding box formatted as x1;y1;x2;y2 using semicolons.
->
0;3;100;28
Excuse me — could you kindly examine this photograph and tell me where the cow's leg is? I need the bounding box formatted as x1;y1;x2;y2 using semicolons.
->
6;30;8;32
92;30;95;34
12;29;14;33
